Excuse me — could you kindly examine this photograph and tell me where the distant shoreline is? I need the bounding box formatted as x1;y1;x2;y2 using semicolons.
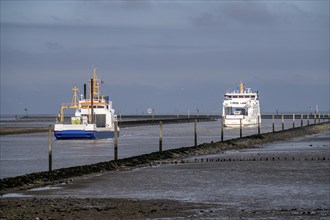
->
0;116;215;135
0;127;50;135
1;114;328;135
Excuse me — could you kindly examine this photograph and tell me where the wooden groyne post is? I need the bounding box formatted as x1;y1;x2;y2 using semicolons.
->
221;116;224;141
272;115;275;132
194;119;197;147
292;114;295;128
307;114;310;125
301;114;303;127
159;121;163;152
114;121;118;160
314;113;316;124
239;119;242;138
257;115;261;135
48;125;52;171
281;114;284;131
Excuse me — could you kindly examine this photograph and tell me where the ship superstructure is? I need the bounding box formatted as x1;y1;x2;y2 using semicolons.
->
222;82;261;127
54;67;119;139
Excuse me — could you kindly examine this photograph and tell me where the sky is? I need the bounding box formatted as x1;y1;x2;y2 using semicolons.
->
0;0;329;115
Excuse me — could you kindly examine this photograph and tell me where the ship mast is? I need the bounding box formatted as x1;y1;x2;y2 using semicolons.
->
91;67;101;101
239;81;244;93
71;86;79;107
59;85;80;123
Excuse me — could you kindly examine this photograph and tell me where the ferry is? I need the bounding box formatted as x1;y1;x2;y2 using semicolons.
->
222;82;261;127
54;67;119;139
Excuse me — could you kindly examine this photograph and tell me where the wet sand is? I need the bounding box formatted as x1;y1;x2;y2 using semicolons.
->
1;198;211;219
2;196;328;219
0;123;329;219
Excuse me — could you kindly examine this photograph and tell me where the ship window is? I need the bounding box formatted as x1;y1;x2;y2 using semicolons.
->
88;106;105;109
96;114;106;127
239;95;244;98
225;107;248;116
233;96;237;98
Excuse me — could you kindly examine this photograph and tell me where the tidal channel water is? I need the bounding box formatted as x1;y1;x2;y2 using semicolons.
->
0;119;319;179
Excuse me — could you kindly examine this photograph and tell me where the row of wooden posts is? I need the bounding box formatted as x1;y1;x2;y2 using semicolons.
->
113;113;328;164
48;113;328;171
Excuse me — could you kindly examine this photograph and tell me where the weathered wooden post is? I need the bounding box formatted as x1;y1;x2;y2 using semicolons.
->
307;114;310;125
48;125;52;172
90;78;94;124
314;113;316;124
221;116;224;141
292;114;295;128
194;119;197;147
272;115;275;133
159;121;163;152
257;115;260;135
240;119;242;138
281;114;284;131
114;121;118;160
301;114;303;127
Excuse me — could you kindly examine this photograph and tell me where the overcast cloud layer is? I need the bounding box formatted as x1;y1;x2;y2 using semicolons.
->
1;0;329;115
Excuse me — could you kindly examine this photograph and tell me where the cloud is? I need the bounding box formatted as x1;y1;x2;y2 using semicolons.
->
44;41;63;50
0;1;329;114
190;1;277;28
221;1;276;26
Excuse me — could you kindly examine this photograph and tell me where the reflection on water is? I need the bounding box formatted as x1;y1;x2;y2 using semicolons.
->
0;193;32;198
0;119;318;178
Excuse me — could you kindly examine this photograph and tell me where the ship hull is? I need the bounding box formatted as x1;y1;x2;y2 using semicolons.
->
224;117;260;127
54;130;118;139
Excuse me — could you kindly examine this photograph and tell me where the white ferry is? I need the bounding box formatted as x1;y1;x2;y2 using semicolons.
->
222;82;261;127
54;68;119;139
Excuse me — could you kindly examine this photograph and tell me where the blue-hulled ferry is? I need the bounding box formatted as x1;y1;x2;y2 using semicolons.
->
54;67;119;139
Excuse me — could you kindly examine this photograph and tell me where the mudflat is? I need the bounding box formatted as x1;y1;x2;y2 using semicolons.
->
0;198;212;219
